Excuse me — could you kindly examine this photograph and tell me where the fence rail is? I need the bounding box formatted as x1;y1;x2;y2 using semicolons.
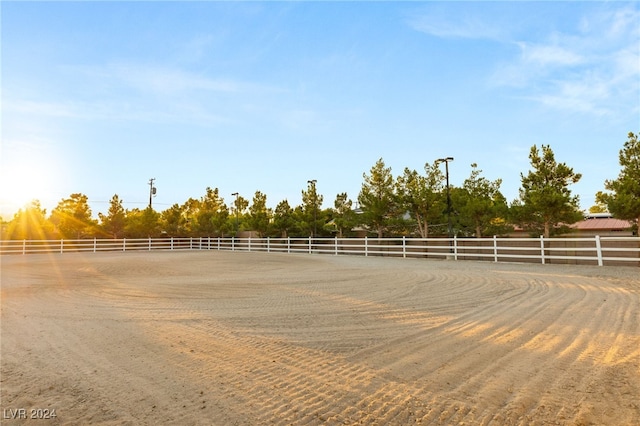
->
1;236;639;267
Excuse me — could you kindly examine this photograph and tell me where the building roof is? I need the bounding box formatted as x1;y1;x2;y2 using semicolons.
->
570;217;633;231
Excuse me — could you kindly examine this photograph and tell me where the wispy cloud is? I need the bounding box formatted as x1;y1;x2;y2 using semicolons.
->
409;4;639;117
5;99;82;118
109;64;241;95
517;43;584;68
3;96;233;126
409;13;503;41
66;63;243;95
4;62;285;126
498;6;639;116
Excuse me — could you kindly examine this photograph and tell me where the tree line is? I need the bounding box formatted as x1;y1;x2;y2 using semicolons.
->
2;133;638;240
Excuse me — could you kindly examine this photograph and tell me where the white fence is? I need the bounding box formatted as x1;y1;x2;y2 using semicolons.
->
1;236;639;267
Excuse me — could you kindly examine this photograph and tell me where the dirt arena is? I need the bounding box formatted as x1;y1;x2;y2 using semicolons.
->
1;251;639;425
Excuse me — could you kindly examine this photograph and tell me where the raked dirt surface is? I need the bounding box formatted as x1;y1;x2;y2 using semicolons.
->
1;251;639;425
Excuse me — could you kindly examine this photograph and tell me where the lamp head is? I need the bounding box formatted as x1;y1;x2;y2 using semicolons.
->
436;157;454;163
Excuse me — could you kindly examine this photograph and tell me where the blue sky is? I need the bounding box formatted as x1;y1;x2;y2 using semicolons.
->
1;1;639;218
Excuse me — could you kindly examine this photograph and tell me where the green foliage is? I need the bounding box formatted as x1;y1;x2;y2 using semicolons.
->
49;193;97;238
230;194;248;235
514;145;582;237
194;187;229;237
160;203;187;236
457;163;510;237
358;158;397;238
596;132;640;229
99;194;126;238
272;199;295;237
331;193;357;237
396;164;444;237
588;203;608;214
301;180;324;237
247;191;270;237
3;200;53;240
124;207;161;238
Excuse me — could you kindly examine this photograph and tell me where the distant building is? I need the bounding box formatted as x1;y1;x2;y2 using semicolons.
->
567;213;635;237
509;213;635;238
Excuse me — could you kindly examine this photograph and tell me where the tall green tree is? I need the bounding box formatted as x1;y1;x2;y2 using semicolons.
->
332;193;356;238
195;187;229;236
160;203;187;236
179;197;201;236
358;158;397;238
596;132;640;230
513;145;582;237
459;163;508;237
247;191;271;237
4;200;53;240
99;194;126;238
396;163;444;237
124;207;160;238
302;180;324;237
230;194;249;235
272;199;295;237
50;193;97;238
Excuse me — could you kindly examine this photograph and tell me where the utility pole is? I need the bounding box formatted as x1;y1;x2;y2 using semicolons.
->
148;178;156;209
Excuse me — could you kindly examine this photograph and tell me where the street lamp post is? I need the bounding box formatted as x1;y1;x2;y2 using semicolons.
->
435;157;454;239
231;192;239;236
307;180;317;238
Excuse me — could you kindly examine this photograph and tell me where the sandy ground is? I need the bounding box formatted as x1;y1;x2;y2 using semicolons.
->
1;251;639;426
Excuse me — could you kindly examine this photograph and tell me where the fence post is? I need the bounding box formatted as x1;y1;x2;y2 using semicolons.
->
335;236;338;256
403;236;406;258
60;239;64;254
94;237;97;253
493;235;498;262
540;235;546;264
171;237;174;250
23;239;26;255
267;237;270;253
365;237;368;257
149;237;152;251
595;235;603;266
453;235;458;260
308;236;312;254
123;238;126;252
232;237;235;251
249;237;252;252
287;237;291;254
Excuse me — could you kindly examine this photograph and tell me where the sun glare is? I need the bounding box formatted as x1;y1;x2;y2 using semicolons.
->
0;147;62;218
1;168;47;215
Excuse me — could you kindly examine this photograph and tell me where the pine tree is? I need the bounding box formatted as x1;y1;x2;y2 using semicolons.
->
99;194;126;238
358;158;397;238
248;191;270;237
332;193;356;238
50;193;97;238
460;164;508;238
596;132;640;231
514;145;582;237
396;164;444;238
